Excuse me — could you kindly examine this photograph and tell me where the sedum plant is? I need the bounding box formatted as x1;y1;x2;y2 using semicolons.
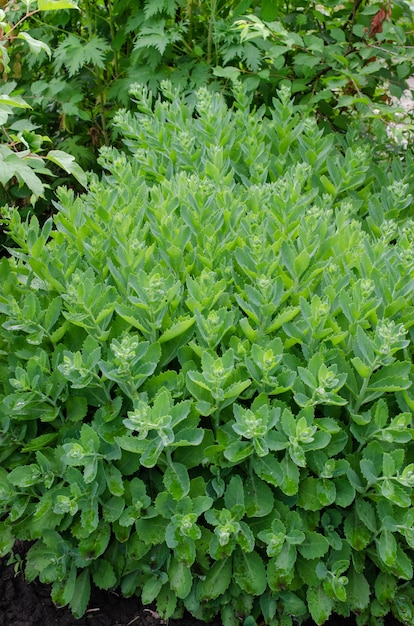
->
0;83;413;625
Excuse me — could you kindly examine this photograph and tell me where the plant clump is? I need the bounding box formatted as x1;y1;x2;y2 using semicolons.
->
0;83;413;626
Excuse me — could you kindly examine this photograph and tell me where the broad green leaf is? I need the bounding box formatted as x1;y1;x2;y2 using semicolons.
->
307;586;334;625
156;583;177;620
141;575;166;605
163;462;190;500
21;432;57;452
70;569;91;618
367;361;411;394
297;477;322;511
316;478;336;506
8;464;41;488
102;496;125;523
46;150;87;187
351;356;372;378
18;32;51;56
244;473;274;517
52;565;77;607
267;543;297;591
136;517;168;545
346;567;370;611
252;455;283;488
391;545;413;580
159;317;195;343
377;529;397;567
79;521;110;560
374;571;397;603
224;474;244;511
233;549;267;596
280;453;300;496
168;555;193;599
334;478;355;508
0;94;31;109
197;557;232;601
92;559;117;590
0;523;14;557
298;531;329;560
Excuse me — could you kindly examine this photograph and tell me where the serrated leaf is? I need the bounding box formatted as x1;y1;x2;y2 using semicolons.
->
377;529;397;567
367;361;411;393
298;531;329;559
307;586;334;625
244;473;274;517
92;559;117;590
54;34;110;76
141;576;165;605
163;462;190;500
144;0;177;18
346;567;370;611
252;455;283;488
233;550;267;595
197;557;232;601
168;555;193;599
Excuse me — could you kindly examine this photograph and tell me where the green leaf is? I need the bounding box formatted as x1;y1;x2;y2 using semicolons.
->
159;317;195;343
70;569;90;618
18;32;51;56
298;531;329;560
38;0;78;8
224;474;244;511
168;555;193;599
366;361;411;394
156;583;177;620
142;576;166;605
46;150;87;187
307;586;334;625
163;462;190;500
346;567;370;611
377;529;397;567
0;94;32;110
252;455;283;488
267;543;297;591
197;558;232;601
92;559;117;590
233;549;267;596
0;523;14;557
297;477;322;511
244;474;274;517
54;35;110;76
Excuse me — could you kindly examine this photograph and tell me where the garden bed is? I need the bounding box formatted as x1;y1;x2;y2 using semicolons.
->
0;549;402;626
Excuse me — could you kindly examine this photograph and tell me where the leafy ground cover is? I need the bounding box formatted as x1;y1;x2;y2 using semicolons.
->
0;83;413;625
0;548;403;626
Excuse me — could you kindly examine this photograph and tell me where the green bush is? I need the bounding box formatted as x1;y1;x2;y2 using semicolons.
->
2;0;413;186
0;84;413;625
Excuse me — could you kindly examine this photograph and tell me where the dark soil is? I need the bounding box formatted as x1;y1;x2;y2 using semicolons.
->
0;546;402;626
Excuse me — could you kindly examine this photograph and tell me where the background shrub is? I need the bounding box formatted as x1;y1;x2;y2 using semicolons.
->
0;84;413;625
1;0;413;206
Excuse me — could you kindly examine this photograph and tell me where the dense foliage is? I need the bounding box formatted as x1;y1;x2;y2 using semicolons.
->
0;84;413;625
1;0;414;207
